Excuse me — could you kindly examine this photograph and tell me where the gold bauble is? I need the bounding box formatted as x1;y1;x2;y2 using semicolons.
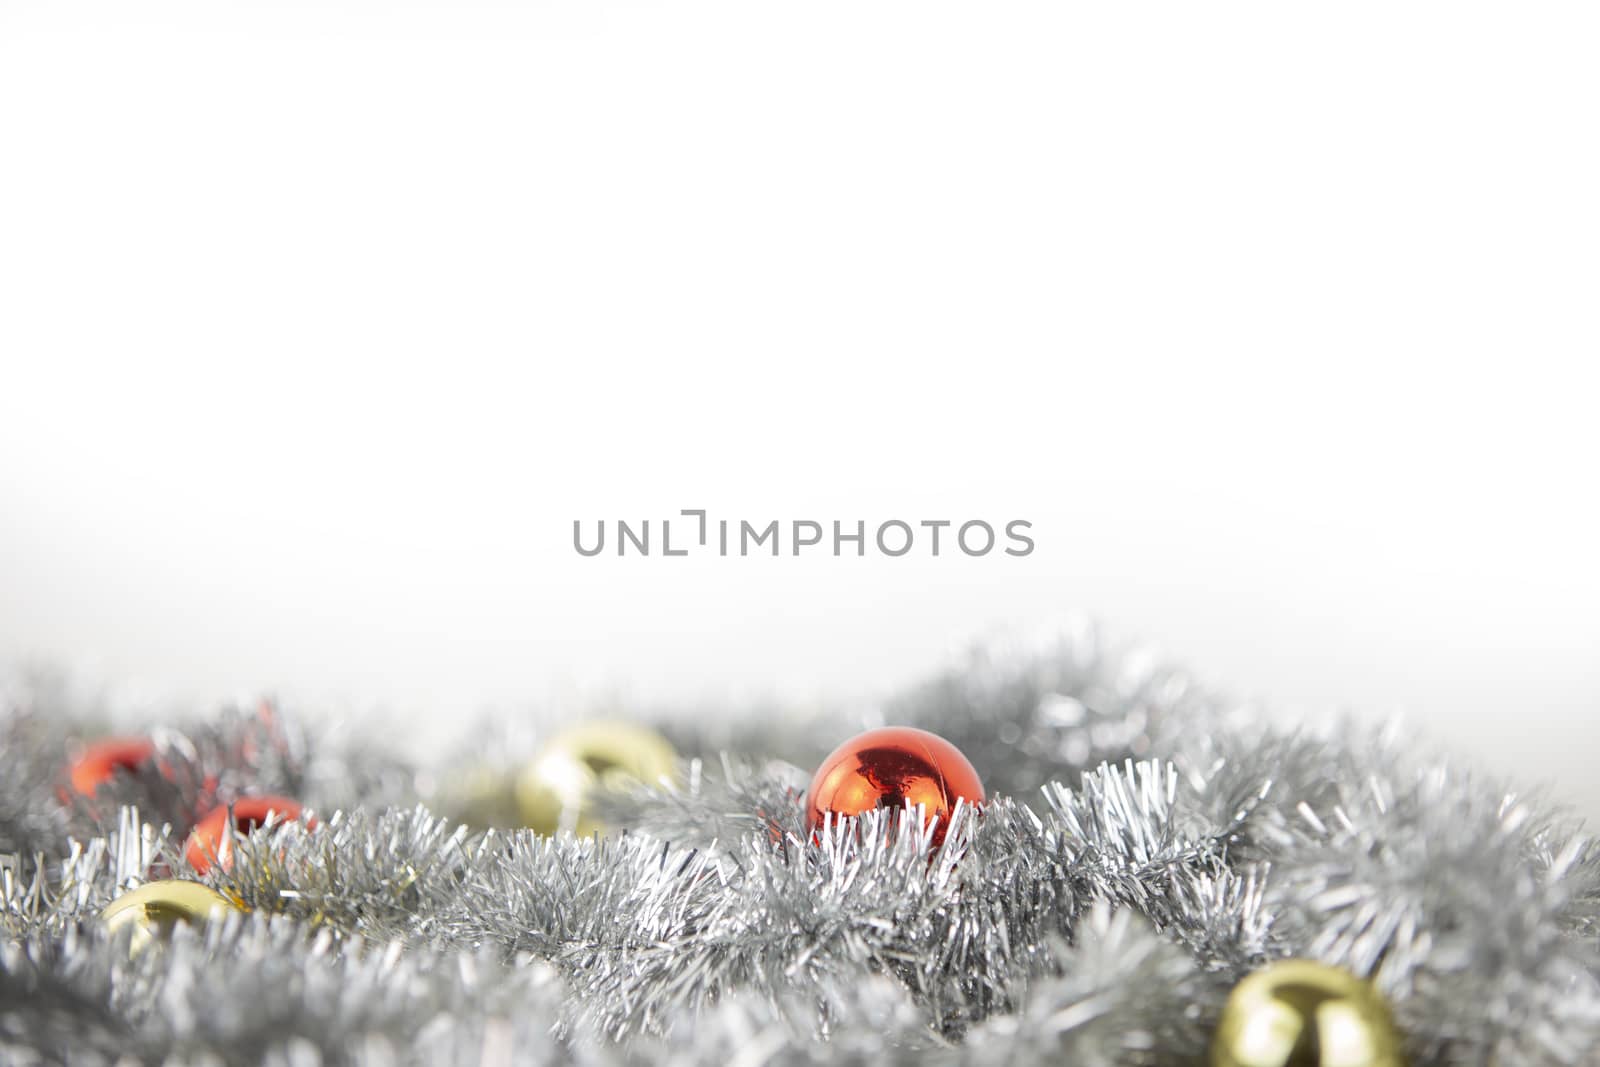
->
438;764;525;829
100;879;243;955
515;721;677;835
1212;959;1406;1067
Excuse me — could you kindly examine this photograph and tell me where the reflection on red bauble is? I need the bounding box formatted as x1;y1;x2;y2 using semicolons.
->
68;737;157;797
805;727;984;847
185;795;315;875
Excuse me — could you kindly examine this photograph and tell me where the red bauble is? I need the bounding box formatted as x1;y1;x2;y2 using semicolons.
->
805;727;984;847
68;737;157;797
185;795;315;874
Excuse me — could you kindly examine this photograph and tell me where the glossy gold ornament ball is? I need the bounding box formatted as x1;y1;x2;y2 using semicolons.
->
1212;959;1406;1067
515;721;677;835
100;879;243;955
434;764;525;829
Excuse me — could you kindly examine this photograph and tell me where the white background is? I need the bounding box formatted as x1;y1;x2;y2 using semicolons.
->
2;4;1596;813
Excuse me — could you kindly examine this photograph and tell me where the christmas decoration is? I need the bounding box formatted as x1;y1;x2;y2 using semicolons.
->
99;879;243;955
1;627;1598;1066
66;736;155;796
515;721;676;835
438;763;525;829
183;794;313;874
1211;958;1405;1067
805;725;984;848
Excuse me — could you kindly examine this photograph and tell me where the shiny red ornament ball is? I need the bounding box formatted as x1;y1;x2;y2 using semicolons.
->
68;737;157;797
805;727;984;847
185;795;314;875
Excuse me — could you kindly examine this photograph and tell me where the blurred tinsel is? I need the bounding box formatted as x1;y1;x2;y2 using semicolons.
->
3;625;1598;1066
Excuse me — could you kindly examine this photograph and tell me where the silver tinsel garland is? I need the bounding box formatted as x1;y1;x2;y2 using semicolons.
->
2;628;1598;1065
